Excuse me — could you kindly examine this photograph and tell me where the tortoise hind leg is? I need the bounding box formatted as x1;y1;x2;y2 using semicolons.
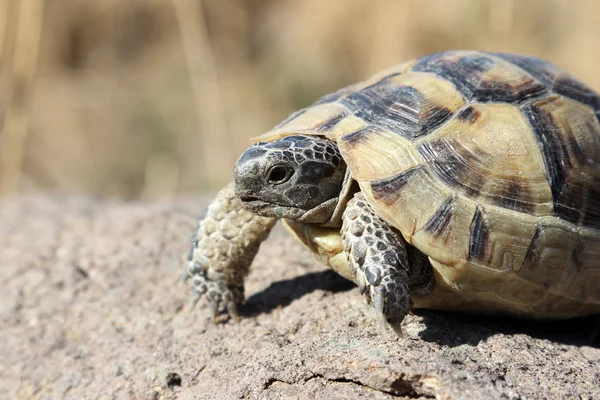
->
341;192;434;335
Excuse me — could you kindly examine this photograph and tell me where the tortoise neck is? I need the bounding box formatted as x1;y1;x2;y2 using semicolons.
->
296;169;359;228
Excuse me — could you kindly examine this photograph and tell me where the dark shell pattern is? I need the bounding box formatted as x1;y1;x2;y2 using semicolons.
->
259;51;600;317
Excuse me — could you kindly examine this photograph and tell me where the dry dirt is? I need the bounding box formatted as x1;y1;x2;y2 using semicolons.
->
1;196;599;399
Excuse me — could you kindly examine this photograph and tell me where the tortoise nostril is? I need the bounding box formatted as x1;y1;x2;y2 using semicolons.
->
266;165;292;184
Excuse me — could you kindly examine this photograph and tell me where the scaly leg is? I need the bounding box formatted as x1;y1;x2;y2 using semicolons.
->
184;183;277;321
341;192;434;335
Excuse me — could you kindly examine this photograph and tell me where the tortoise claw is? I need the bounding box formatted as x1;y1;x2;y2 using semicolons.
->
227;301;240;323
388;321;404;338
357;271;368;296
371;289;405;338
372;290;385;321
208;300;219;322
179;271;191;284
188;290;202;309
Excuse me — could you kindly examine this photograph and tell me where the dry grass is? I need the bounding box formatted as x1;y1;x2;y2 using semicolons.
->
0;0;44;195
2;0;600;198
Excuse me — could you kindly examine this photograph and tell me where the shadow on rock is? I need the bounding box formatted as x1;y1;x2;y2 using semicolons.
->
241;269;355;318
415;309;600;348
239;268;599;349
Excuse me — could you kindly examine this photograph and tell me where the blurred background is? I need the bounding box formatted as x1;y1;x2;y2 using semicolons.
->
1;0;600;199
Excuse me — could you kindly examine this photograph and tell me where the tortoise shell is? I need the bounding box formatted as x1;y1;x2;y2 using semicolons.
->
256;51;600;318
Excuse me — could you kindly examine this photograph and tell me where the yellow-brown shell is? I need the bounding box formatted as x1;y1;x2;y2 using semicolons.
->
257;51;600;318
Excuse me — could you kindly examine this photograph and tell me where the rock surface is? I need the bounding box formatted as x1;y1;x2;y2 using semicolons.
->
1;196;598;400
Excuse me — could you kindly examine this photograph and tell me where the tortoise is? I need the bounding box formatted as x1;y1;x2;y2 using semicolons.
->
184;50;600;335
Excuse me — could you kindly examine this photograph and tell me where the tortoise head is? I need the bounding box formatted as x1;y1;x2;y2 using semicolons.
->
234;135;348;224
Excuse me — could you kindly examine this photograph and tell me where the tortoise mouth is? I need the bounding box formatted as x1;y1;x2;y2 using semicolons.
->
237;193;259;202
237;193;306;219
241;199;270;209
237;193;275;214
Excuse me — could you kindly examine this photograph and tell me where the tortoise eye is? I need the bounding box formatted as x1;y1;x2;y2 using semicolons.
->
266;165;293;184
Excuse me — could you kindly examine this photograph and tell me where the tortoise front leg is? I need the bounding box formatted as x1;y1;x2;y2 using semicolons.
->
341;192;434;335
184;183;277;321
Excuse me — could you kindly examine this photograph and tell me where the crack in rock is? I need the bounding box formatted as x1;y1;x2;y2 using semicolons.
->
268;372;439;398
